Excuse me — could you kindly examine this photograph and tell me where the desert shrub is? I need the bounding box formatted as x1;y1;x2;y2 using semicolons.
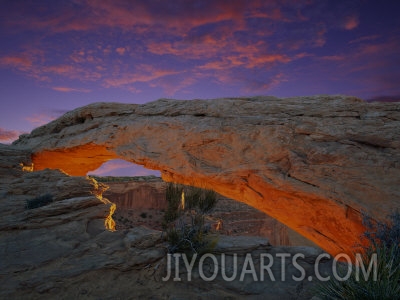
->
25;193;54;209
162;183;218;255
316;211;400;300
140;212;147;218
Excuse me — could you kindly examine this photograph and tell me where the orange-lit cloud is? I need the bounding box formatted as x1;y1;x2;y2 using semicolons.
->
0;0;398;100
103;64;181;88
0;56;32;70
115;47;126;55
314;27;326;47
0;128;21;144
0;1;328;97
52;86;91;93
26;113;57;127
349;35;380;44
4;0;252;36
150;75;197;96
242;72;288;93
319;55;346;61
343;15;359;30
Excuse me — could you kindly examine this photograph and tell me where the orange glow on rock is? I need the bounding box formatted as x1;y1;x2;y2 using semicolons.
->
31;143;367;258
32;143;118;175
32;144;119;231
20;162;34;172
162;171;367;258
105;202;116;231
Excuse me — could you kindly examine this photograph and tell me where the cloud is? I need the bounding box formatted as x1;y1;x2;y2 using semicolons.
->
343;15;359;30
52;86;91;93
2;1;251;35
0;52;102;83
0;0;394;99
151;75;197;96
25;113;57;127
241;72;288;93
319;55;346;61
0;128;21;143
103;64;181;89
115;47;126;55
0;55;32;70
349;35;380;44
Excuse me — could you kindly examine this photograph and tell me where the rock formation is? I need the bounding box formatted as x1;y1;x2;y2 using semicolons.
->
12;95;400;256
103;177;167;210
0;143;333;299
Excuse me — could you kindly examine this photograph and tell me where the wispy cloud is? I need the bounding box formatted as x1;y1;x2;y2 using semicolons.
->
349;35;380;44
0;55;32;70
343;15;359;30
319;55;346;61
52;86;91;93
0;1;324;98
0;128;22;144
240;72;288;93
103;64;181;88
25;113;56;127
115;47;126;55
0;0;397;99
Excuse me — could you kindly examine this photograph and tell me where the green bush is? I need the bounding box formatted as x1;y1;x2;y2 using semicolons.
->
162;183;218;255
316;211;400;300
25;194;54;209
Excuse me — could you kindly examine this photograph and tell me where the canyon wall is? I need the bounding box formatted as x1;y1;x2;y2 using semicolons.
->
104;177;315;246
13;95;400;255
103;178;167;210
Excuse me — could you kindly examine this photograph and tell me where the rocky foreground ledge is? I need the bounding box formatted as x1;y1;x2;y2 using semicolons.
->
0;143;333;299
12;95;400;255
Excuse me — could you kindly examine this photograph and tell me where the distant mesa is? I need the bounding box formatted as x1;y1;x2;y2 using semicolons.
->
12;95;400;256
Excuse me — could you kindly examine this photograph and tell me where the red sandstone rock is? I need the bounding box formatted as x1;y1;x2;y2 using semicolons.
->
13;95;400;256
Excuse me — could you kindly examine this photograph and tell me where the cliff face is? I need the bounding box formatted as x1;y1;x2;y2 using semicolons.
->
104;178;314;247
13;95;400;255
104;179;167;210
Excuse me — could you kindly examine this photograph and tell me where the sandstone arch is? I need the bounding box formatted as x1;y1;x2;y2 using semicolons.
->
14;96;400;256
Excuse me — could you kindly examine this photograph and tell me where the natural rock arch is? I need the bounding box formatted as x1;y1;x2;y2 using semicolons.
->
14;96;400;256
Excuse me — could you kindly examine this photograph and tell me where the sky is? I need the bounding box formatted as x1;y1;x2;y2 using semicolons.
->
0;0;399;176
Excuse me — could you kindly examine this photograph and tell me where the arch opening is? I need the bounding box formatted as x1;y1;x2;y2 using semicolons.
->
86;159;317;247
87;159;161;177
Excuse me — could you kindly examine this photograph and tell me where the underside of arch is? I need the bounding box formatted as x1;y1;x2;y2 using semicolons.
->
31;142;367;257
